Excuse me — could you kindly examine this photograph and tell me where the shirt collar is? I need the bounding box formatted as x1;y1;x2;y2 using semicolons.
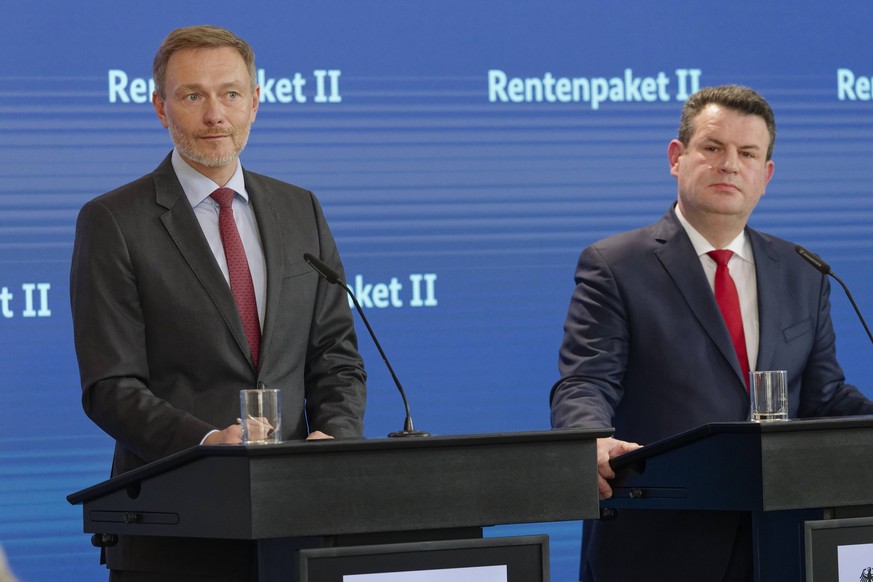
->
674;204;751;262
171;149;248;208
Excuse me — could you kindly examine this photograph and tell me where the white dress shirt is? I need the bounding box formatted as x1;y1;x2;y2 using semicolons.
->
171;150;266;328
674;205;759;373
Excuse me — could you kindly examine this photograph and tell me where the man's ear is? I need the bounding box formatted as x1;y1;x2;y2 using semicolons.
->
153;92;169;129
667;139;684;178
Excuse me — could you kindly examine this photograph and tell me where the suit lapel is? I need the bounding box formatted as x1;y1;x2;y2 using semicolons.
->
653;210;748;391
152;154;255;368
749;228;781;371
245;171;285;371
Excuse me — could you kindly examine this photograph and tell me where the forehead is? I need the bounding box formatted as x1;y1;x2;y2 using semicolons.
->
164;46;249;86
690;103;769;146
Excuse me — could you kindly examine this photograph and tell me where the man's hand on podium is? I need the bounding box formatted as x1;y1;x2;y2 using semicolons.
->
203;423;244;445
201;426;334;444
596;437;642;500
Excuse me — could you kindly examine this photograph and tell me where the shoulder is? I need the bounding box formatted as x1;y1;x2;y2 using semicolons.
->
242;170;337;236
81;153;178;215
77;174;160;230
747;227;812;270
242;169;327;216
592;222;663;251
243;169;313;199
584;211;678;264
87;152;174;205
747;227;828;294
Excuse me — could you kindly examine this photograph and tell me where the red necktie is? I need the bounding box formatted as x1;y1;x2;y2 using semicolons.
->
210;188;260;367
708;250;749;391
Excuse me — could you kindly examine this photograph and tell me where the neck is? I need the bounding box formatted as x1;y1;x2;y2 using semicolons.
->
699;223;744;249
180;154;238;187
678;207;748;249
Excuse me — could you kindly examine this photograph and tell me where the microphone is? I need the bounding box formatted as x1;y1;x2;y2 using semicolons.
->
303;253;430;437
795;245;830;275
795;245;873;345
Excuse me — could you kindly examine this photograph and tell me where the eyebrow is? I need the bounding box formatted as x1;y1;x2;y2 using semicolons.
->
700;137;762;151
173;81;248;95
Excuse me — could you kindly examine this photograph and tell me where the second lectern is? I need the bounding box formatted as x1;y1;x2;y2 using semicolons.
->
604;417;873;581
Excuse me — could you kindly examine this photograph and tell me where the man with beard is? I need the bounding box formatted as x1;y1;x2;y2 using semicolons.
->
70;26;366;581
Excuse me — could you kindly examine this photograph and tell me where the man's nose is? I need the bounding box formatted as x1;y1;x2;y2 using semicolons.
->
202;98;225;125
718;149;739;173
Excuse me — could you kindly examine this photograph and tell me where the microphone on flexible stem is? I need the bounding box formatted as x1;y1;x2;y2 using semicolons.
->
303;253;430;438
795;245;873;345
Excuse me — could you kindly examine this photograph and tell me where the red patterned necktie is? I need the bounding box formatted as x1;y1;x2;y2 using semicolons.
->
210;188;260;367
707;250;749;392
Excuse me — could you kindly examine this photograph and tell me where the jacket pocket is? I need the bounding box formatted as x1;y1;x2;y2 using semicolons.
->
783;317;812;342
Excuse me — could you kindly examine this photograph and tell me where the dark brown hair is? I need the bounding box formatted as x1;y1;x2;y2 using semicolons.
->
678;85;776;160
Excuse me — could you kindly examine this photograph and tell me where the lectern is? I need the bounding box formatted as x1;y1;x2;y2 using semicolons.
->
68;429;608;581
603;417;873;581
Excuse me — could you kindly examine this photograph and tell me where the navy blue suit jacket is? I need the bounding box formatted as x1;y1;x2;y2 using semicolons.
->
550;206;873;581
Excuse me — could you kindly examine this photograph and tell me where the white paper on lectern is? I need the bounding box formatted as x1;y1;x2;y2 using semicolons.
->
837;542;873;582
344;565;507;582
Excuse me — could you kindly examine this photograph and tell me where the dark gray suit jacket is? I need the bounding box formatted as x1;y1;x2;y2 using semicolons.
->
70;153;366;576
550;206;873;581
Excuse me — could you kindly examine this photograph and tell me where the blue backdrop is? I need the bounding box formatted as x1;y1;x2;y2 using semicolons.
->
2;1;873;579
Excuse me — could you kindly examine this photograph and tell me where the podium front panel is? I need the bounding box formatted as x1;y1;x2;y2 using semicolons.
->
605;418;873;513
69;429;607;540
